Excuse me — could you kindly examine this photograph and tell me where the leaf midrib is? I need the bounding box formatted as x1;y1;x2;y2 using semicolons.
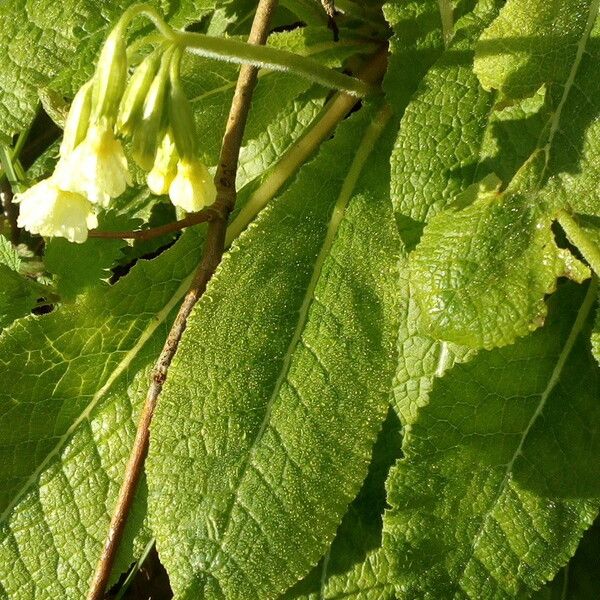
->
541;0;600;178
208;106;392;576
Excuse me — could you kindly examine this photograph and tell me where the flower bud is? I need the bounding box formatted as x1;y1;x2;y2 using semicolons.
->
93;26;128;124
60;80;93;156
117;49;161;137
131;48;173;170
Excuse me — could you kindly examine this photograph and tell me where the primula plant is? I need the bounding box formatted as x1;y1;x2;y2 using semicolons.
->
1;0;600;598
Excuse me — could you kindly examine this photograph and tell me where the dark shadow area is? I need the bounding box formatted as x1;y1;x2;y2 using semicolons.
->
286;408;403;597
109;546;173;600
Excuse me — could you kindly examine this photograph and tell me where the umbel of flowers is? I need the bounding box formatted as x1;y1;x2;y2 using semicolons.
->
15;12;216;243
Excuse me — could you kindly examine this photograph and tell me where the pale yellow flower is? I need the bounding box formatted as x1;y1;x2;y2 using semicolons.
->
168;158;216;212
147;132;178;195
15;179;98;243
55;122;131;207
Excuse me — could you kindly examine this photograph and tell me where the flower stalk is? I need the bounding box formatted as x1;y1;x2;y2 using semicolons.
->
106;3;373;97
178;31;373;97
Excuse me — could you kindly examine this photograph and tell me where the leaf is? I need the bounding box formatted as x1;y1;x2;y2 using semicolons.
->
146;106;400;599
237;90;325;189
393;259;473;423
0;265;42;330
383;281;600;598
390;0;505;246
0;234;21;271
475;0;600;218
393;0;600;351
409;177;590;349
389;0;506;423
539;13;600;218
284;409;402;600
382;0;464;114
0;234;50;330
534;516;600;600
44;211;138;300
0;0;217;139
474;0;595;100
0;230;207;598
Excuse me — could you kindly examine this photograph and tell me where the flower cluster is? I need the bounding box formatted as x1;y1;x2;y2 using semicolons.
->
16;20;216;243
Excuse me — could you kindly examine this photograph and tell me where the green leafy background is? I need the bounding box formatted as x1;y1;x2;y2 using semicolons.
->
1;0;600;598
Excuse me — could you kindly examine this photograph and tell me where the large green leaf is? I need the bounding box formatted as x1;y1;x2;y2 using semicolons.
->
538;12;600;218
390;0;505;423
400;0;600;350
146;106;400;599
474;0;594;99
408;174;589;349
284;124;403;600
383;281;600;598
382;0;446;112
474;0;600;217
383;0;481;113
0;229;201;598
390;0;503;243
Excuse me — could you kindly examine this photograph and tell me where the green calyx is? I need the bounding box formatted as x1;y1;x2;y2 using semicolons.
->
167;49;197;160
60;79;93;155
92;25;128;125
132;46;174;170
117;48;162;137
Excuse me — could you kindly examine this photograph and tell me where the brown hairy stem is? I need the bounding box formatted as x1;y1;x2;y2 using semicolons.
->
86;2;278;598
